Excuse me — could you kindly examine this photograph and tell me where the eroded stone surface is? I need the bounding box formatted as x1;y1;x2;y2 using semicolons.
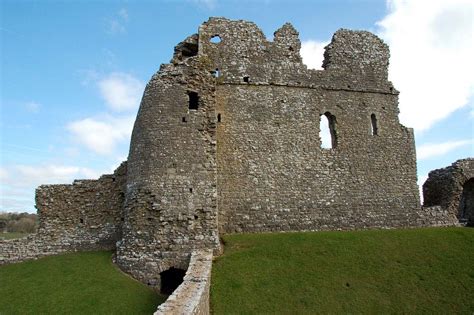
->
423;158;474;226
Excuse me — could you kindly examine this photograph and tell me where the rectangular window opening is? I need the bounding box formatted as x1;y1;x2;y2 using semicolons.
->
188;91;199;110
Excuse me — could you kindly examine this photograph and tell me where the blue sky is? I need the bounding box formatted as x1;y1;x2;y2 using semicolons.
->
1;0;473;213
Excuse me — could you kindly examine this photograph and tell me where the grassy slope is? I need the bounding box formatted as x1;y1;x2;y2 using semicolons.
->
0;251;166;315
211;228;474;314
0;232;30;240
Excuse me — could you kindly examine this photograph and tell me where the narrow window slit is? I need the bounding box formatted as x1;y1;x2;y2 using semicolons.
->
217;113;221;122
371;114;378;136
182;117;186;122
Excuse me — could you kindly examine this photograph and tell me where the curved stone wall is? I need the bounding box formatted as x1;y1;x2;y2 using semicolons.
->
423;158;474;225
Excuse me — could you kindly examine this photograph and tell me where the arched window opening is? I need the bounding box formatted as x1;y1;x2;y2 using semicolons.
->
371;114;378;136
320;112;337;149
160;267;186;295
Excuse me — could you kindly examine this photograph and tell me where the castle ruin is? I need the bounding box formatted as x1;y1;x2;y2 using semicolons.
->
1;18;472;313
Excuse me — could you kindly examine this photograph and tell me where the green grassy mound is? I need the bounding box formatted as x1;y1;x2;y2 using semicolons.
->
0;251;165;314
211;227;474;314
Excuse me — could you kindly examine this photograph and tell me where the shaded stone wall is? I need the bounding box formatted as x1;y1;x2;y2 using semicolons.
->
115;54;220;284
423;158;474;225
0;163;127;265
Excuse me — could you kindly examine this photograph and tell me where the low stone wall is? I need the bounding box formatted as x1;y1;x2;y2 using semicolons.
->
417;206;459;227
155;250;213;315
0;232;116;265
0;163;127;266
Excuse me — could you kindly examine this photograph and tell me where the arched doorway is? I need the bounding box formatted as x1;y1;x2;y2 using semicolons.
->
459;178;474;226
159;267;186;295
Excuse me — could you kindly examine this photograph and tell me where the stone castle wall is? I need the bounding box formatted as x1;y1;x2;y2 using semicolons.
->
115;55;221;285
3;18;470;314
113;17;424;283
423;158;474;226
0;163;127;265
198;19;420;233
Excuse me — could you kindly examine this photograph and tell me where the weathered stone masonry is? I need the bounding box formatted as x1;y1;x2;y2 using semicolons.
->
423;158;474;226
0;162;126;264
1;18;471;313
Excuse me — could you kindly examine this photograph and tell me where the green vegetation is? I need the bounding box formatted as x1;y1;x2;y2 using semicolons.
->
0;232;30;240
0;212;38;234
0;251;165;314
211;228;474;314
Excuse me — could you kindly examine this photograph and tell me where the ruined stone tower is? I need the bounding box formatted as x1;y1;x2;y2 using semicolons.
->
2;18;431;290
115;17;420;283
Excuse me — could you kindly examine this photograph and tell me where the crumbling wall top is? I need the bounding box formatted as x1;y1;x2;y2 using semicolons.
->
193;17;392;91
322;29;390;80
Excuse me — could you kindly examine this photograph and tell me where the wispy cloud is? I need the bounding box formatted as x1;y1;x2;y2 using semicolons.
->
377;0;474;132
190;0;217;10
417;140;472;160
98;72;144;112
118;8;128;21
24;101;41;113
107;8;129;34
301;40;329;70
67;115;135;156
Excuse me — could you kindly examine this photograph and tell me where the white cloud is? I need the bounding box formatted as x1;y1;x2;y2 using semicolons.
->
98;72;144;112
0;168;8;181
109;20;126;34
301;40;329;70
67;115;135;155
377;0;474;132
417;139;472;160
107;8;129;34
25;101;40;113
118;8;128;21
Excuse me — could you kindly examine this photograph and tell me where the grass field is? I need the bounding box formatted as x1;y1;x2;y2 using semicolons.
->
0;251;165;314
0;232;30;240
211;227;474;314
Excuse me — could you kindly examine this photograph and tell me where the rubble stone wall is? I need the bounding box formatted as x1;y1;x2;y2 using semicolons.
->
199;18;421;233
0;163;127;265
115;55;221;285
423;158;474;225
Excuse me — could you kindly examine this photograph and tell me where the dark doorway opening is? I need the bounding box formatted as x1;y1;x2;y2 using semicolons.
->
459;178;474;226
160;267;186;295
